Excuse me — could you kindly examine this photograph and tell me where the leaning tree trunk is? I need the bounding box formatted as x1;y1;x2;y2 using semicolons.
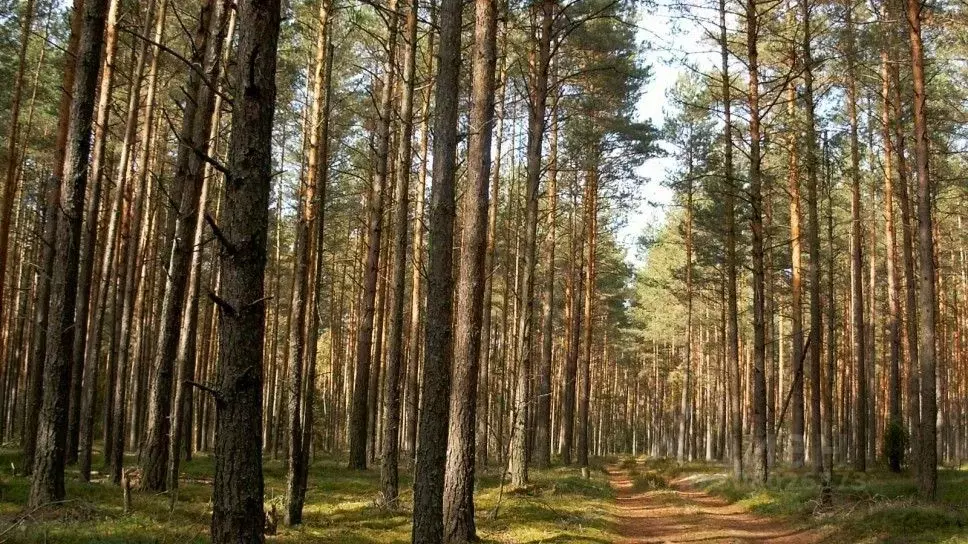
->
28;0;107;507
209;0;280;541
442;0;497;539
411;0;460;538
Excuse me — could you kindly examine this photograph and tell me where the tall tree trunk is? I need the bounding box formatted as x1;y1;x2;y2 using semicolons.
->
285;0;331;524
787;31;805;470
880;39;903;473
720;0;742;480
411;0;460;538
0;0;36;369
577;165;597;472
209;0;280;540
142;0;227;492
905;0;937;500
442;0;497;539
802;0;823;478
23;0;84;475
510;0;553;488
381;0;417;505
349;0;399;469
28;0;108;507
746;0;768;484
533;86;558;470
110;0;167;484
72;0;120;470
844;1;866;472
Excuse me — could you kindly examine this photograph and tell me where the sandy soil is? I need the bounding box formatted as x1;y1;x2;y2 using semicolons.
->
608;466;828;544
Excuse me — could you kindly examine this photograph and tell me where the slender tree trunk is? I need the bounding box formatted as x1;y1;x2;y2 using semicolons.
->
533;86;558;470
349;0;399;469
510;0;554;488
577;166;597;472
0;0;36;369
905;0;937;499
746;0;768;484
880;40;903;472
802;0;823;478
720;0;742;480
381;0;417;505
844;2;866;472
142;0;227;492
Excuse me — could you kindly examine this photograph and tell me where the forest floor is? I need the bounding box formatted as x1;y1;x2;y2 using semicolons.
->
0;448;614;543
0;448;966;542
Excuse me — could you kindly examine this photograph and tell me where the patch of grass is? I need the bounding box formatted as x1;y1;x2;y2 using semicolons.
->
0;448;615;543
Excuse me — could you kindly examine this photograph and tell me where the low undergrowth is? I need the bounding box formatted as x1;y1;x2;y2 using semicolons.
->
0;448;615;543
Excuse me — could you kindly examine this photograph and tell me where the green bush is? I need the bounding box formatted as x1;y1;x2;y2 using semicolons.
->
883;419;906;473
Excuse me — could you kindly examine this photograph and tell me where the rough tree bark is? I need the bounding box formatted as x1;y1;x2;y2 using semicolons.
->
411;0;460;538
442;0;497;539
28;0;107;507
209;0;280;540
142;0;227;492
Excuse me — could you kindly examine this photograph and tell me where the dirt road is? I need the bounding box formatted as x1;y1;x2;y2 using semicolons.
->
608;466;827;543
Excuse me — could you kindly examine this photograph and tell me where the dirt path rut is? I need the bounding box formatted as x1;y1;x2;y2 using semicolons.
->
608;466;826;543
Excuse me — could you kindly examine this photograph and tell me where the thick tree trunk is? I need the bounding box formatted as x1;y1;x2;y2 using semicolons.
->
209;0;280;540
28;0;107;507
411;0;460;538
442;0;497;539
